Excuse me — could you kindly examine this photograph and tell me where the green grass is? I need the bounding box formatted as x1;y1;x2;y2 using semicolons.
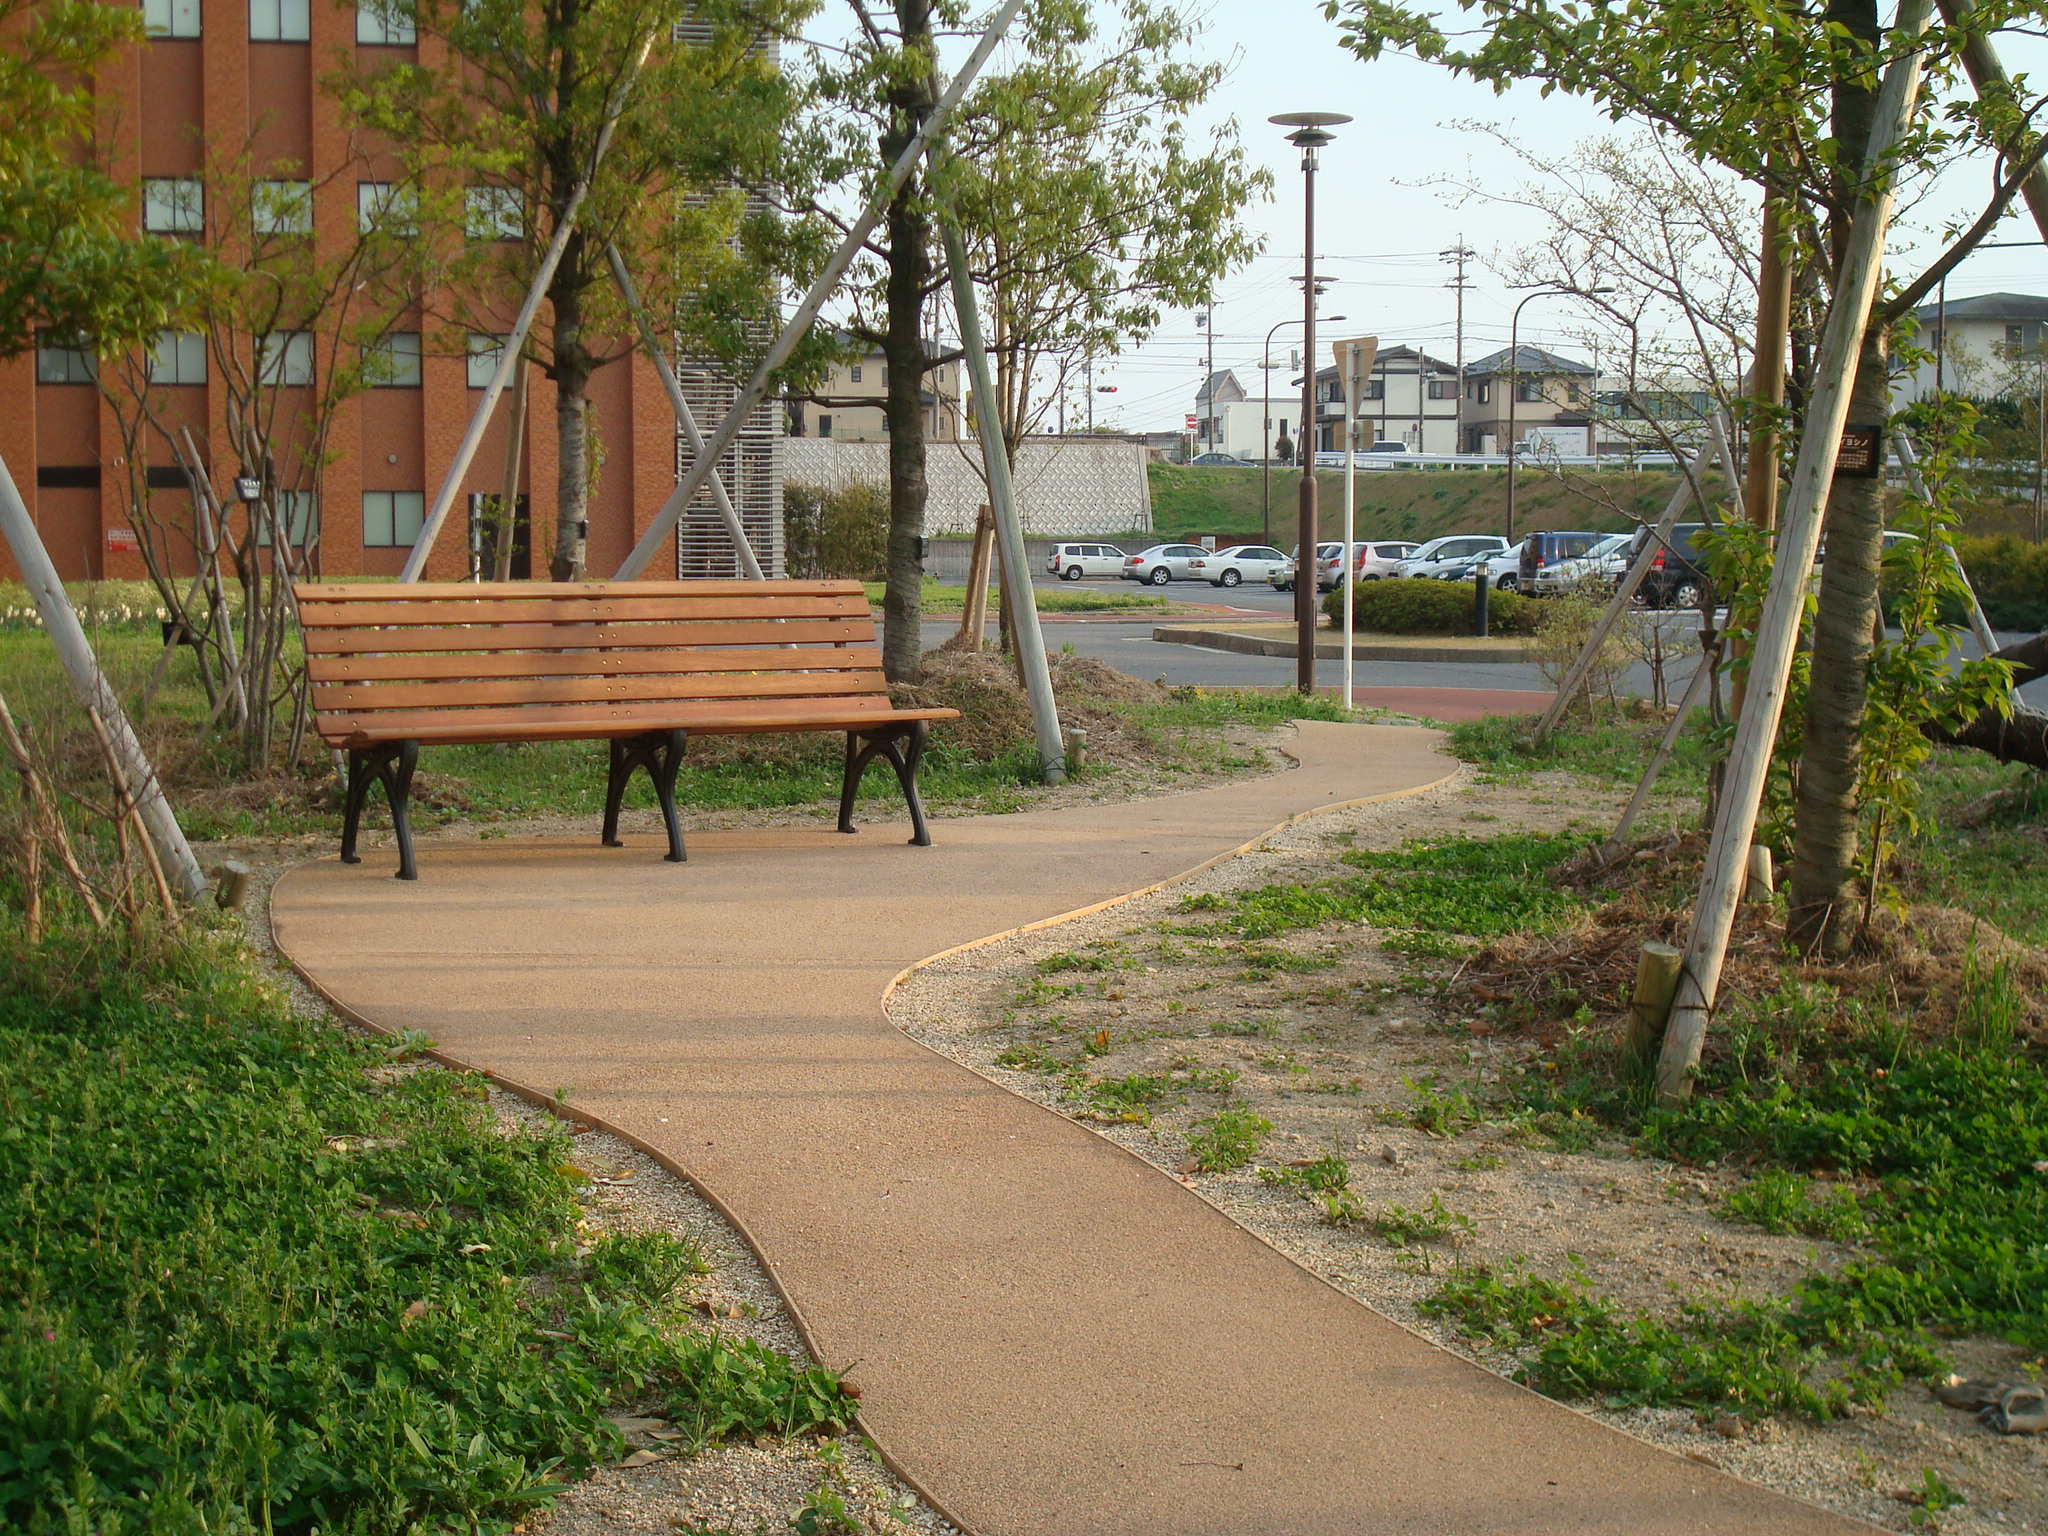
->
0;924;852;1532
1186;1108;1271;1171
1447;711;1716;789
1905;747;2048;944
858;579;1172;615
1177;831;1593;948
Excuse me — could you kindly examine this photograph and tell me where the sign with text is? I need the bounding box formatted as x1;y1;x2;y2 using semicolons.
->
1834;425;1884;478
105;527;139;553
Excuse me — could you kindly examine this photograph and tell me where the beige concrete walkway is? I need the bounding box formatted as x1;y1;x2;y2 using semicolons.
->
273;722;1872;1536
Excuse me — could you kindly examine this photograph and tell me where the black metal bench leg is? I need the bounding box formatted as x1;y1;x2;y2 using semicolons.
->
602;738;633;847
601;730;688;862
878;721;933;846
341;741;420;880
838;730;883;834
650;728;687;863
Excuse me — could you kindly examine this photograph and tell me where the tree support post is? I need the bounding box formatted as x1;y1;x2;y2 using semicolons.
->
605;242;763;580
958;502;996;645
612;0;1029;581
0;450;207;902
935;208;1066;784
1532;453;1699;742
1656;0;1934;1106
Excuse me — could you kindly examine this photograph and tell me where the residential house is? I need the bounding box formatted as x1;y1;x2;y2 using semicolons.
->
1896;291;2048;404
1458;344;1598;455
1310;346;1461;454
785;341;964;443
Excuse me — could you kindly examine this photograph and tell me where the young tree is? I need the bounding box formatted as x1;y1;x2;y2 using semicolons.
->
1329;0;2048;956
351;0;814;579
0;0;193;355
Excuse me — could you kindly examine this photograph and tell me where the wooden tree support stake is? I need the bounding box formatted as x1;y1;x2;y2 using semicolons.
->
959;503;997;645
215;860;253;911
1624;942;1684;1064
1743;844;1775;905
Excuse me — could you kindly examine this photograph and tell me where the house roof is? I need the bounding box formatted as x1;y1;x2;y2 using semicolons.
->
1911;291;2048;323
1465;344;1596;376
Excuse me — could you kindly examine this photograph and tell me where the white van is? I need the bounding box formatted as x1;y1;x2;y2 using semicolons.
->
1044;542;1128;580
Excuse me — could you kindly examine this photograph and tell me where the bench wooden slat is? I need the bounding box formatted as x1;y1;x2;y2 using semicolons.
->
301;617;875;656
313;669;886;713
299;594;872;628
319;695;941;746
301;579;864;601
316;645;882;683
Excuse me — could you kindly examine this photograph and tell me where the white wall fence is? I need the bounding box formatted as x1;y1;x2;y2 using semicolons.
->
782;436;1153;537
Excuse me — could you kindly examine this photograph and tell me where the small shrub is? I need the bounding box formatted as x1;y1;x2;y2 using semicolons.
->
784;481;888;580
1325;577;1535;636
1371;1194;1474;1245
1186;1108;1271;1171
1528;591;1627;708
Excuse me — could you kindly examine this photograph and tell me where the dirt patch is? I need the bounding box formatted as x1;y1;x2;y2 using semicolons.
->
890;769;2048;1536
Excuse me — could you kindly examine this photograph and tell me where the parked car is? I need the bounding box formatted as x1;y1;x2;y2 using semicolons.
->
1121;543;1210;585
1044;542;1128;581
1474;540;1529;591
1189;544;1289;588
1353;541;1420;581
1271;541;1345;592
1188;452;1246;467
1627;522;1713;609
1396;534;1510;581
1517;530;1603;593
1536;531;1631;595
1367;440;1409;453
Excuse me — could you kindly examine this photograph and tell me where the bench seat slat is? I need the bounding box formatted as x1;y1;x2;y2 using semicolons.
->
301;617;875;656
312;669;887;713
302;580;862;601
319;697;953;747
300;594;871;627
312;645;882;683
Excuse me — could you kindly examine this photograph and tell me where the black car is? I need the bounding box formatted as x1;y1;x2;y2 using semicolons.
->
1628;521;1713;609
1518;530;1602;591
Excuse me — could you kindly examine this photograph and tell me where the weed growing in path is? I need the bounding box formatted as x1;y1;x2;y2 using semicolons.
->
1187;1109;1272;1171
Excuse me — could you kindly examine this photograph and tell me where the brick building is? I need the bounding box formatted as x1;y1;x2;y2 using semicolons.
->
0;1;776;584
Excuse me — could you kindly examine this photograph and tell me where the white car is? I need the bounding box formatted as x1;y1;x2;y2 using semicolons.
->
1188;544;1288;588
1121;543;1209;585
1353;541;1420;582
1535;531;1631;595
1396;534;1510;581
1474;539;1528;591
1045;542;1128;581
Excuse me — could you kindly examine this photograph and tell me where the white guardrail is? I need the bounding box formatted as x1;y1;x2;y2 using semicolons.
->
1308;450;1684;471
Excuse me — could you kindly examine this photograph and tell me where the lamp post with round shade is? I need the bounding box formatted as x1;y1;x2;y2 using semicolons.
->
1503;284;1614;543
1271;111;1349;694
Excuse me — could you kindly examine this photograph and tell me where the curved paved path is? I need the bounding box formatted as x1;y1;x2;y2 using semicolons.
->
273;722;1871;1536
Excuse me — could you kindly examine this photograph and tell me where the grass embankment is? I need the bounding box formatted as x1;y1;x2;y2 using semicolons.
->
1144;464;1707;546
0;926;853;1531
859;577;1175;615
1322;718;2048;1423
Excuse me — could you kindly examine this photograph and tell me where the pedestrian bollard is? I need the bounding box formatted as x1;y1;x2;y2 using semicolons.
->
1473;568;1490;638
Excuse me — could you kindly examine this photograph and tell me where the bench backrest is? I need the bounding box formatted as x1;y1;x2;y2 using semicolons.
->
297;580;888;745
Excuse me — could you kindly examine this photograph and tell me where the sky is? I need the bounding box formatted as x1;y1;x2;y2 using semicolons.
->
808;1;2048;434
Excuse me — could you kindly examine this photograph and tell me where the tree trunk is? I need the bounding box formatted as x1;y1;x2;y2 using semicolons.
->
1787;330;1890;955
877;1;935;683
1928;703;2048;768
548;233;591;583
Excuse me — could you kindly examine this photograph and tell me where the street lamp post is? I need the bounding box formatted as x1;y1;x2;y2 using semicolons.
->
1503;284;1613;544
1261;313;1344;545
1272;111;1349;695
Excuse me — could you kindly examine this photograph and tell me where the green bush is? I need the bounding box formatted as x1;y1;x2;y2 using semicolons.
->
1956;535;2048;632
0;927;853;1532
1324;577;1535;635
784;481;889;580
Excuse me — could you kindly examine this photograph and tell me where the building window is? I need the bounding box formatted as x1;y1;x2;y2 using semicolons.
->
248;0;309;40
357;181;417;236
1360;378;1385;401
464;186;523;241
466;333;507;388
1427;379;1457;399
849;364;863;384
145;0;201;37
1472;381;1491;405
1516;378;1545;403
256;491;319;546
356;0;416;43
143;178;203;234
257;331;313;386
251;179;312;237
2008;323;2029;349
818;414;833;438
362;490;426;547
35;330;96;384
365;331;422;387
148;331;207;385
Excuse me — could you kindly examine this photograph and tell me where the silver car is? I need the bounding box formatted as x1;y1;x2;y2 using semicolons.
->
1535;531;1631;595
1397;534;1510;580
1122;543;1209;585
1189;544;1288;588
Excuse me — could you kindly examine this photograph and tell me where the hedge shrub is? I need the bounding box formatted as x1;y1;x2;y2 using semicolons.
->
1324;577;1535;635
1957;535;2048;633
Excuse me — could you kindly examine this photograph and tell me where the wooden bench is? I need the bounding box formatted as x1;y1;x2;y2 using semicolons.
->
296;580;958;879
